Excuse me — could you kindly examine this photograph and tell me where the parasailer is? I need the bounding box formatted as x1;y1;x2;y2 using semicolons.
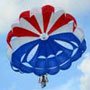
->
7;5;86;88
39;74;48;88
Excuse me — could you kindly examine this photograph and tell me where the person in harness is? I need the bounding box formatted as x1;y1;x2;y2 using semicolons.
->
39;74;48;88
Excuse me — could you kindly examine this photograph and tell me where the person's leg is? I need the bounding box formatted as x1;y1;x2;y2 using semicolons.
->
41;82;46;88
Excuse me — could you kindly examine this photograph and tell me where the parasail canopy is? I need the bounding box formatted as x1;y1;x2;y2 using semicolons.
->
7;5;86;76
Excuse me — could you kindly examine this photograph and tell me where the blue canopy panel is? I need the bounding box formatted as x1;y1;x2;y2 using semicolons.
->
11;33;86;76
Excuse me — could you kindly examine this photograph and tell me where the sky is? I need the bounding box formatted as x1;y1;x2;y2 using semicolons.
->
0;0;90;90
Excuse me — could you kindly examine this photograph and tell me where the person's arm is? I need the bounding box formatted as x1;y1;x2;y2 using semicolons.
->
44;75;48;82
46;77;48;82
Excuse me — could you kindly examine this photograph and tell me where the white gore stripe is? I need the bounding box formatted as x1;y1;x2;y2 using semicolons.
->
21;53;26;62
38;56;46;59
20;18;40;35
50;21;73;36
34;12;44;33
27;44;39;62
47;54;55;58
35;67;43;70
35;66;58;70
49;66;57;69
11;37;39;52
11;18;40;35
71;48;78;57
56;51;63;56
60;60;69;66
7;45;12;60
71;41;78;47
12;66;19;71
11;23;19;29
30;7;41;17
46;10;65;33
54;40;73;50
73;27;84;42
22;62;32;68
55;7;63;12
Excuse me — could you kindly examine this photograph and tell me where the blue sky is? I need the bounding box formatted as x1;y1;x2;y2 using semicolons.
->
0;0;90;90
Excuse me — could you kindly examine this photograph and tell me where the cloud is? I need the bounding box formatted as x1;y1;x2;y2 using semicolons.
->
49;79;74;90
80;75;90;90
0;0;20;34
79;53;90;74
33;79;77;90
78;53;90;90
43;0;90;13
